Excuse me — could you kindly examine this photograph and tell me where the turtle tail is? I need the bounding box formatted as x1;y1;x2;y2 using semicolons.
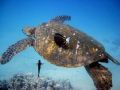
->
105;52;120;65
0;38;34;64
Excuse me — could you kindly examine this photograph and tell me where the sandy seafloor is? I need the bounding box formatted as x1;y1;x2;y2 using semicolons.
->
0;0;120;90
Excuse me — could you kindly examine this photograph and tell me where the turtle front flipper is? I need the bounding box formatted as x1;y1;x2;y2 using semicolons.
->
50;15;71;23
85;62;112;90
0;38;34;64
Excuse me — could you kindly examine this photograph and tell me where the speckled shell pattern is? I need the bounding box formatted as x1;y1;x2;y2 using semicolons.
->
34;22;106;67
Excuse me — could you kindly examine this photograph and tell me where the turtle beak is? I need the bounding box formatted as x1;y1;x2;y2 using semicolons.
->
22;27;32;36
22;27;36;37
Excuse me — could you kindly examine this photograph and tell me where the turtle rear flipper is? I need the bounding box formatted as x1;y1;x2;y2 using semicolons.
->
0;38;34;64
85;62;112;90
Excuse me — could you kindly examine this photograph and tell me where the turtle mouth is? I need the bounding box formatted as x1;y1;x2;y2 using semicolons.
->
54;33;69;49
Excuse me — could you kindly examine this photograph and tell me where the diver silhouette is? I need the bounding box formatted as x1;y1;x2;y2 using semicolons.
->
37;60;43;77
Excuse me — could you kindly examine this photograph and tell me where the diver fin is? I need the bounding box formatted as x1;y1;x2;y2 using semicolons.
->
50;15;71;23
0;38;34;64
85;62;112;90
105;52;120;65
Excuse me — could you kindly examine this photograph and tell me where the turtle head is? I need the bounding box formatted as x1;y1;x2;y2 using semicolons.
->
22;27;36;37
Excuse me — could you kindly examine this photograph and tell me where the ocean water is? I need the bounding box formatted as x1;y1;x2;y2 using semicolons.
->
0;0;120;90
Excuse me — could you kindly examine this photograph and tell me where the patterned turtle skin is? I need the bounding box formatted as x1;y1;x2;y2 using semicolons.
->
0;15;120;90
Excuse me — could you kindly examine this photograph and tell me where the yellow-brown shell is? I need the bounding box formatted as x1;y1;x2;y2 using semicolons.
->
34;22;106;67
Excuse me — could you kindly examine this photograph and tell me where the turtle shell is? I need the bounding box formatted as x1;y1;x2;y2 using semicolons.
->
34;22;106;67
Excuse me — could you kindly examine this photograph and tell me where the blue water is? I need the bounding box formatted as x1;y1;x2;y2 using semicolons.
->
0;0;120;90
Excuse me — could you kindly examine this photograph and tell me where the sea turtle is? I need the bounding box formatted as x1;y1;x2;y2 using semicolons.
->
0;15;120;90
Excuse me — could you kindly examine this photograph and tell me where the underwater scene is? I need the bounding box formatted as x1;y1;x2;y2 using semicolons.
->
0;0;120;90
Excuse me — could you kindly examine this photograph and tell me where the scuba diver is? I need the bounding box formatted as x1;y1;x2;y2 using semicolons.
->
37;60;43;77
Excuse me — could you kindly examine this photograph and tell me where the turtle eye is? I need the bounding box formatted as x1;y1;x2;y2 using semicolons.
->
54;33;68;49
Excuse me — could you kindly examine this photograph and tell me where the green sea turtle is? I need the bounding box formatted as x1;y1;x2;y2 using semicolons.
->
0;15;120;90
